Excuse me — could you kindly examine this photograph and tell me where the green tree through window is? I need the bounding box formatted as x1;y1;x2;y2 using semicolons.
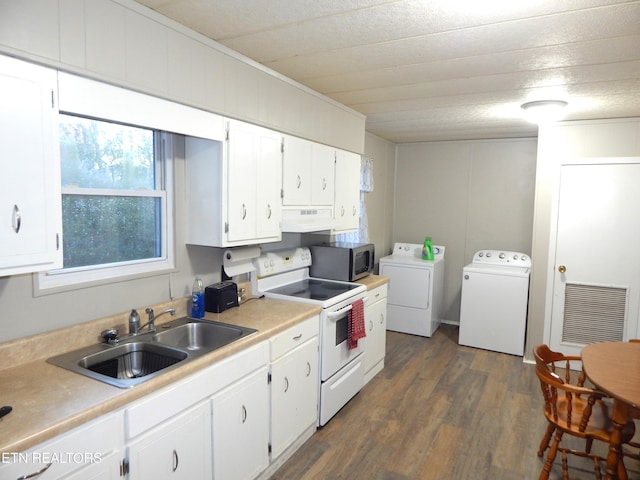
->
59;115;164;270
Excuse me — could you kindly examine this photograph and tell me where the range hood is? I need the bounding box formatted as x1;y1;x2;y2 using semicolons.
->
281;208;339;233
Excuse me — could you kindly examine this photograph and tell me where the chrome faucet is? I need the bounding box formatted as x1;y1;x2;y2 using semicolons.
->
137;307;176;334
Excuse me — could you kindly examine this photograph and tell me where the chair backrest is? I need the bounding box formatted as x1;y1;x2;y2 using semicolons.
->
533;344;609;439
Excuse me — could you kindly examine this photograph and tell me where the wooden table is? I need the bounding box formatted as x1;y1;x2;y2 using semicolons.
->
582;341;640;480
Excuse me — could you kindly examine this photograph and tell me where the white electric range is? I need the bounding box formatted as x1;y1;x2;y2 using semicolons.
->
253;247;367;426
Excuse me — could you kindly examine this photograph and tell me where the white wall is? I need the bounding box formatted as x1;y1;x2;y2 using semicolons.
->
395;138;537;323
363;132;396;267
0;0;364;153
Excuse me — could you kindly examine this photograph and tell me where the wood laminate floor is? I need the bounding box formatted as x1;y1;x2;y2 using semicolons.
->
271;325;640;480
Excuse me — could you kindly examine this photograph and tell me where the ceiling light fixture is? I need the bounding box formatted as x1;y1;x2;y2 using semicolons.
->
521;100;568;124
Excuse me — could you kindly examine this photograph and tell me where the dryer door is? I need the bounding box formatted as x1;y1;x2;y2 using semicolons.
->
381;263;431;309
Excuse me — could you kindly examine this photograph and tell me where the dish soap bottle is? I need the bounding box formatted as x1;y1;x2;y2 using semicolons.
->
422;237;434;261
191;277;205;318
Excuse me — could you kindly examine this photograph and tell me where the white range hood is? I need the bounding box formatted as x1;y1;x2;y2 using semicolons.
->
281;208;338;233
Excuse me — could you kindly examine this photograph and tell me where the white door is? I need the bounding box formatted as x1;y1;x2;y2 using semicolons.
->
256;131;282;239
550;161;640;356
227;121;257;242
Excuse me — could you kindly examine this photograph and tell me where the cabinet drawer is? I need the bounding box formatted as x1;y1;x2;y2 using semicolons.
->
366;284;388;305
270;315;319;360
0;411;123;479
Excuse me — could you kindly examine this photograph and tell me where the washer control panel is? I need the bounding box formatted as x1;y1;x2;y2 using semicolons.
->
471;250;531;268
391;243;445;258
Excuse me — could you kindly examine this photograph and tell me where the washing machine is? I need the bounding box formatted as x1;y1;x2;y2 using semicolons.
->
379;243;445;337
458;250;531;356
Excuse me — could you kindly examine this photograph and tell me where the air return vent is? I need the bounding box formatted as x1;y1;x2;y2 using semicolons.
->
562;283;626;344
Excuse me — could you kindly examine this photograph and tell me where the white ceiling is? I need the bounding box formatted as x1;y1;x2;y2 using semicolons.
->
135;0;640;143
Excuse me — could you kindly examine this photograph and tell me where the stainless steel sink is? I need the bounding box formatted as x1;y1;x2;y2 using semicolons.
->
152;318;255;351
47;318;256;388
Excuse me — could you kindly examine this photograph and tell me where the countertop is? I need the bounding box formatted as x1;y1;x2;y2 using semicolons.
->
0;274;388;455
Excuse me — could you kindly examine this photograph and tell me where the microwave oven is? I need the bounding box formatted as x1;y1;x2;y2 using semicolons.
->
309;242;374;281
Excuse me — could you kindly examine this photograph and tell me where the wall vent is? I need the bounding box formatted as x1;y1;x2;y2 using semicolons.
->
561;283;626;344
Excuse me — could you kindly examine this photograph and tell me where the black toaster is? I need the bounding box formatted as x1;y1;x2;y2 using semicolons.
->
204;281;239;313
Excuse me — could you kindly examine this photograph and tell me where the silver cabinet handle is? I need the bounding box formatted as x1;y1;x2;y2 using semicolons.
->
17;463;52;480
306;361;312;377
172;449;179;472
266;203;272;219
369;320;373;331
322;178;327;191
296;175;301;189
380;313;384;325
12;204;21;233
241;203;247;220
284;376;289;393
293;333;302;340
241;405;247;423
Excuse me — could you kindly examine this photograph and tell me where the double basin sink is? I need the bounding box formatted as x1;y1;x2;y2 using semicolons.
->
48;318;256;388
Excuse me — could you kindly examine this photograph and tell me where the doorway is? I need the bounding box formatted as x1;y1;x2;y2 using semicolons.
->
549;160;640;355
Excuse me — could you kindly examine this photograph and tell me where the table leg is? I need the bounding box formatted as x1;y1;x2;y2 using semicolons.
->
604;401;628;480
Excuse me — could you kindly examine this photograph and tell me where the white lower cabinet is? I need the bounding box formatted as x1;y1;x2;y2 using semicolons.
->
211;367;270;480
126;402;212;480
269;316;319;460
0;411;124;480
364;283;388;384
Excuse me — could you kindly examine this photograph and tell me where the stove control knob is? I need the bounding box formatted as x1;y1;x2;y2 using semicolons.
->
499;252;505;259
478;252;484;257
513;254;519;260
404;245;410;251
486;252;492;258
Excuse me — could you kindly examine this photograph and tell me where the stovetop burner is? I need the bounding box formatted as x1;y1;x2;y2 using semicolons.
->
267;278;360;301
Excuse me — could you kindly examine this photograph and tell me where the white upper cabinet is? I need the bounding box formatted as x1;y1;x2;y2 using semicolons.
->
282;136;335;207
0;55;62;275
186;119;283;247
310;143;336;206
333;149;361;232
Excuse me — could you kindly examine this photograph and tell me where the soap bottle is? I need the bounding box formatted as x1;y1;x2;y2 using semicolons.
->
191;277;205;318
422;237;434;261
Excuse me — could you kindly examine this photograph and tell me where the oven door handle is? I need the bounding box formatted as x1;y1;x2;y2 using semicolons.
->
326;306;352;321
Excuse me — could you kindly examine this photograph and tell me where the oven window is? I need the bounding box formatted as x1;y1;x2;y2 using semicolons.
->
336;315;348;346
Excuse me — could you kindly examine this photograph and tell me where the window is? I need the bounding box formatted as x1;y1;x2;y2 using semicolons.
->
37;114;174;292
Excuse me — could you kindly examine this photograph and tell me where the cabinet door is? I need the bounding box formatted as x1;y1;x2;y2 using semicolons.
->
127;402;212;480
0;55;61;275
212;367;269;480
333;149;360;231
62;452;122;480
365;297;387;378
256;130;282;239
282;135;312;206
227;120;258;242
310;143;335;206
270;336;319;459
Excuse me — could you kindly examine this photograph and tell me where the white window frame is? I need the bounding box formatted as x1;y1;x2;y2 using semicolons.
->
35;133;176;294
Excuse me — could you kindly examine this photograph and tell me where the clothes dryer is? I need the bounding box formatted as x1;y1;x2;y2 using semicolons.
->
379;243;445;337
459;250;531;356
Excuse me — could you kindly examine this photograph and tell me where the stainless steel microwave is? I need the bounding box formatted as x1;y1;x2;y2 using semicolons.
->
309;242;374;281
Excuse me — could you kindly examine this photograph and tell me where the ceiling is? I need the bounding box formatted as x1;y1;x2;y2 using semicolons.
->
135;0;640;143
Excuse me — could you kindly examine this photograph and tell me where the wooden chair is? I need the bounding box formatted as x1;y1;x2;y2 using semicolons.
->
534;344;636;480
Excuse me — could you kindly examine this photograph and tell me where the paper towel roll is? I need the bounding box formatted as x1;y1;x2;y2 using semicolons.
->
223;246;261;277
